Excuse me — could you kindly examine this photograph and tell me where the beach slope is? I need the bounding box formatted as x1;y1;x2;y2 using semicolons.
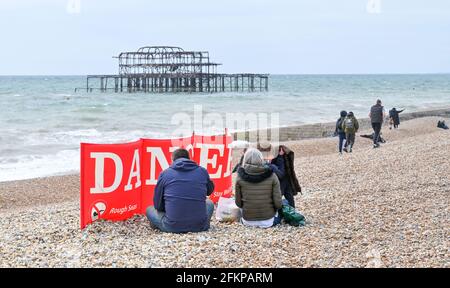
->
0;117;449;267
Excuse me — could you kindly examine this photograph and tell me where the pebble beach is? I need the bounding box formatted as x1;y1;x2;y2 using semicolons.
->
0;116;449;268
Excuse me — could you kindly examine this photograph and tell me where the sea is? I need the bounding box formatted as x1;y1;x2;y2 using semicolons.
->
0;74;449;182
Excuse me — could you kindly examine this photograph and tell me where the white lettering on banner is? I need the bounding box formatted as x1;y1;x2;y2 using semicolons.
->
124;149;141;191
90;152;123;194
223;146;233;177
88;143;232;194
145;147;170;185
196;143;224;178
110;204;138;215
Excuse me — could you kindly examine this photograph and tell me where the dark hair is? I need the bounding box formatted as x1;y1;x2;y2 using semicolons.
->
376;99;382;105
172;148;190;161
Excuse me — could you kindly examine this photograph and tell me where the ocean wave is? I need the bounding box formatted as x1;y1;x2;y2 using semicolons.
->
1;74;450;182
56;128;102;137
0;149;79;182
21;129;168;147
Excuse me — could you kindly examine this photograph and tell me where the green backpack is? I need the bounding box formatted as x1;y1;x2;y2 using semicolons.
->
281;204;306;227
344;117;356;132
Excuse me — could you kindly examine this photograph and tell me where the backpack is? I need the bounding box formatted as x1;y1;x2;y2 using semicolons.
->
344;117;354;130
336;118;345;133
281;204;306;227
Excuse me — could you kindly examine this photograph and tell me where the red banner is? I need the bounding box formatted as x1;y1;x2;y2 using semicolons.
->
80;134;233;229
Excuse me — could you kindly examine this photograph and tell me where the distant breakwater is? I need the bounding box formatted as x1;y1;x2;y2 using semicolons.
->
232;106;450;142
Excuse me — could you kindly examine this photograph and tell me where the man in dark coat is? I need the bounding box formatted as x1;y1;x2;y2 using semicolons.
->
369;99;386;148
389;108;405;129
146;148;215;233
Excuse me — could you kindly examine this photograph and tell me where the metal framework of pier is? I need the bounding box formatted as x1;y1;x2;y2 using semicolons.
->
78;46;269;93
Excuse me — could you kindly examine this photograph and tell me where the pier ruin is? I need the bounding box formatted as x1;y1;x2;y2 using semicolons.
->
78;46;269;93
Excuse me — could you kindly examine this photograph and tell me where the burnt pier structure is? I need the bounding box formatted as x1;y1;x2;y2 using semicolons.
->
78;46;269;93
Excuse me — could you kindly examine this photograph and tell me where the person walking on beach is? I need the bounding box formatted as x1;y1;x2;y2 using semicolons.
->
389;107;405;129
342;111;359;153
146;148;215;233
335;110;348;154
369;99;386;148
235;148;283;228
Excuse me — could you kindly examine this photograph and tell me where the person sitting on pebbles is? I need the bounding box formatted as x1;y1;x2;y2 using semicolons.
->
235;148;284;228
257;142;302;208
146;148;215;233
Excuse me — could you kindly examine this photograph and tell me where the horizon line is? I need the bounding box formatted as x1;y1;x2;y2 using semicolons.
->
1;72;449;77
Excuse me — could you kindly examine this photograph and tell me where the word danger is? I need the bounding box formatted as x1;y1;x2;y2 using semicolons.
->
80;135;233;229
89;143;232;194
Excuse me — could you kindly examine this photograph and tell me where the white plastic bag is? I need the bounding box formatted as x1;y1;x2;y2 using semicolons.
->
215;197;241;222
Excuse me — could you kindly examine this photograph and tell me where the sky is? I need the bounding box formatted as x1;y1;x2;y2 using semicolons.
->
0;0;449;75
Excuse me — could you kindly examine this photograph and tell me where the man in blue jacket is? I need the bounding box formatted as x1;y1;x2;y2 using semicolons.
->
146;148;215;233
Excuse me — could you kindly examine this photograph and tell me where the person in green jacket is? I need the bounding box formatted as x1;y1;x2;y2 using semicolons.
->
341;111;359;153
235;148;283;228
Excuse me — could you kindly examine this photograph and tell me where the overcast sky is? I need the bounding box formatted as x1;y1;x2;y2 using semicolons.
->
0;0;449;75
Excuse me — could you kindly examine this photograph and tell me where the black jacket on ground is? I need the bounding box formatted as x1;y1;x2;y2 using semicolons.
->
360;133;386;143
